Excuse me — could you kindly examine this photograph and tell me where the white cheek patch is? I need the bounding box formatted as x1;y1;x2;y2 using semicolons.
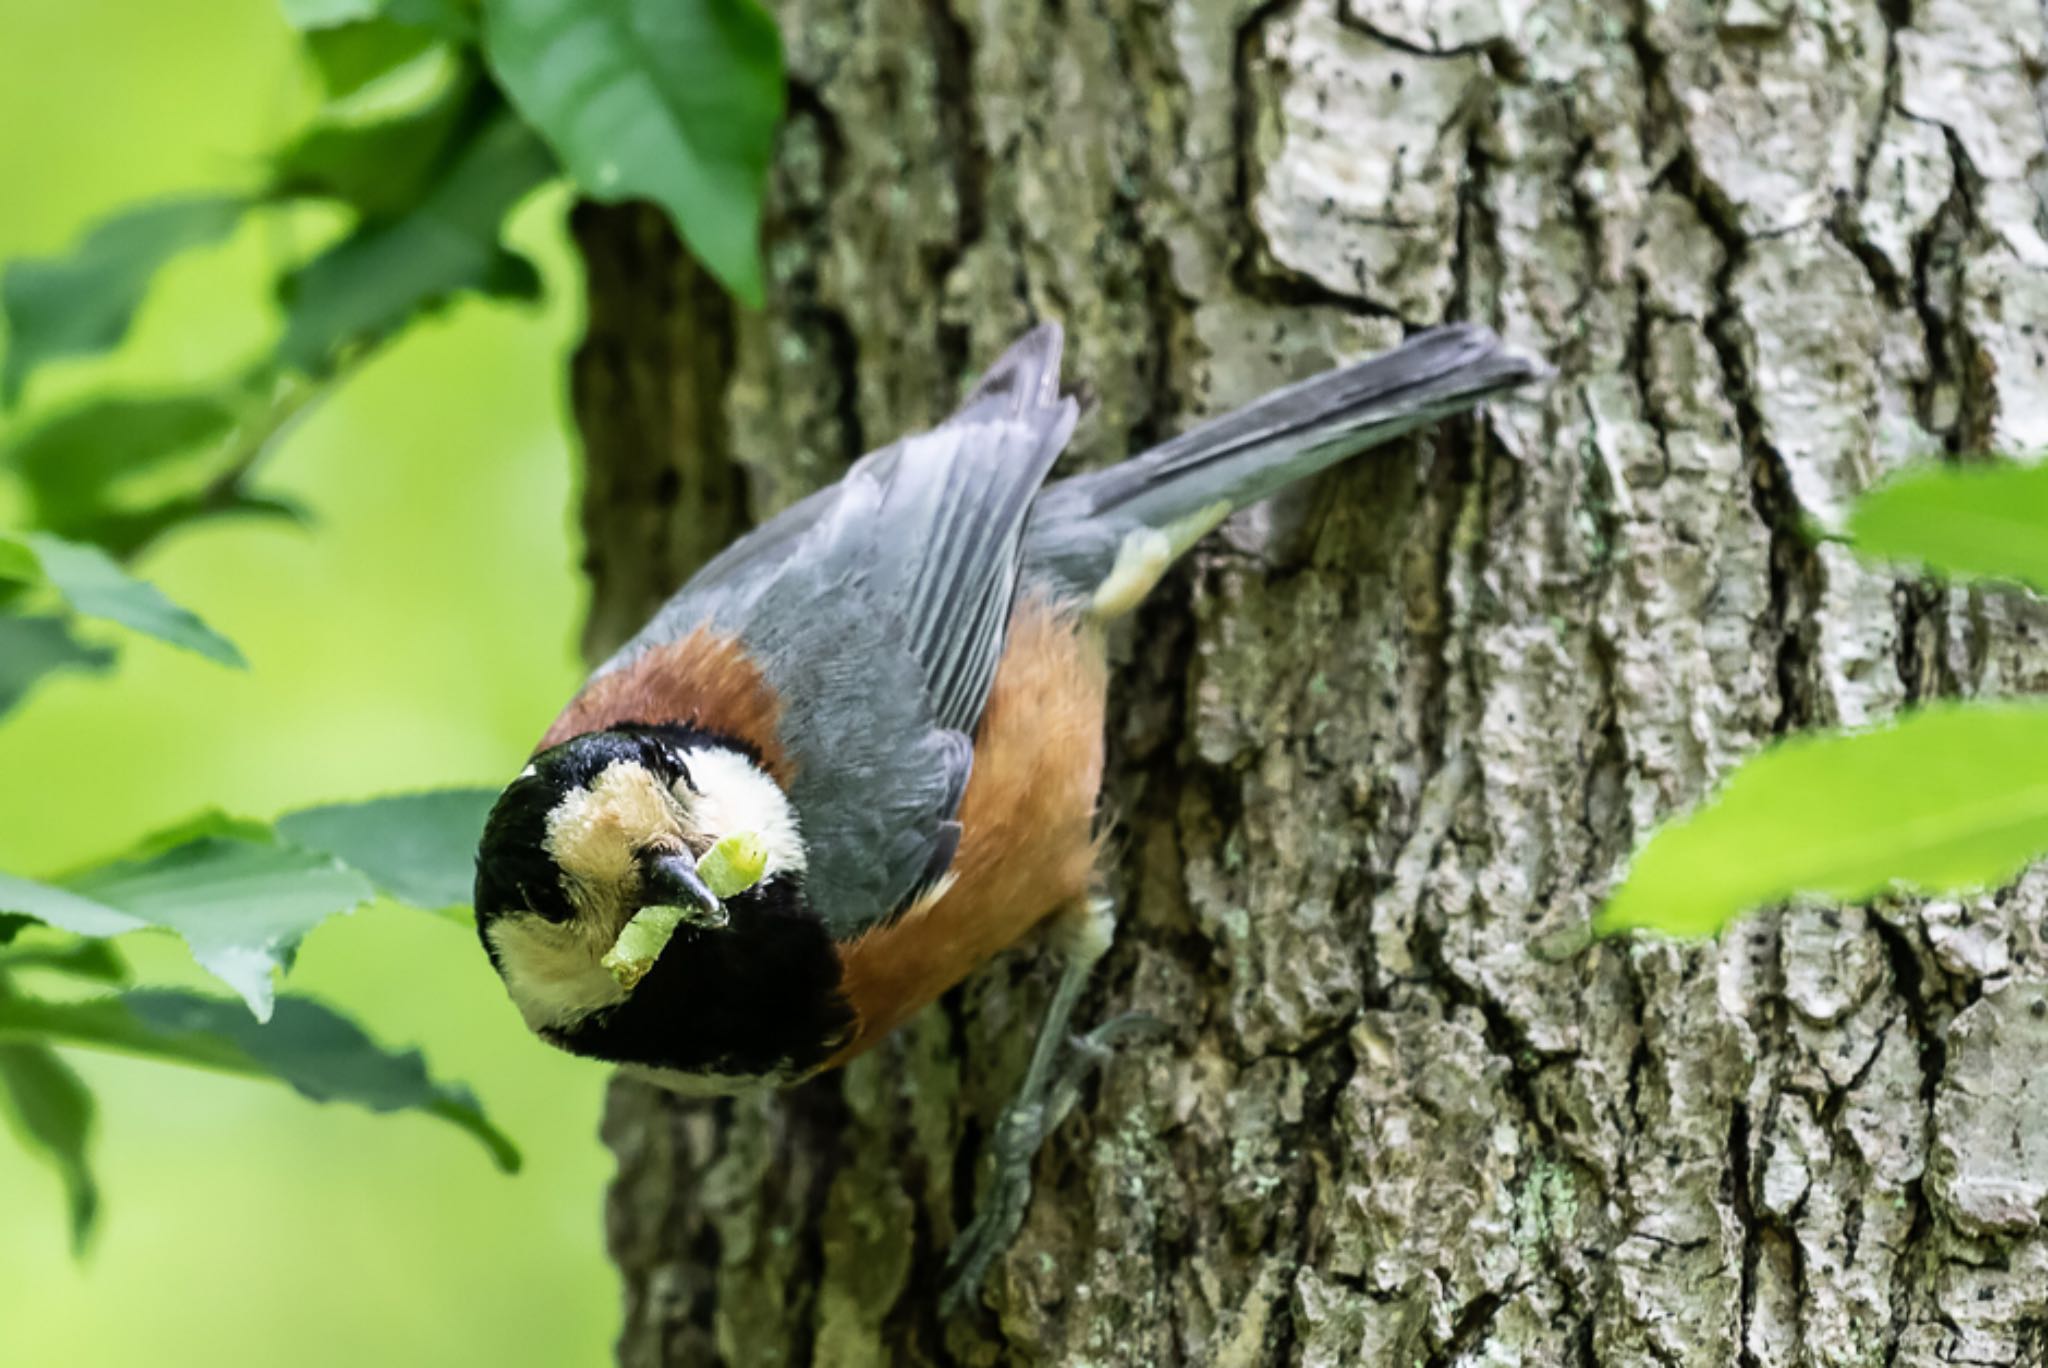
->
677;746;806;879
487;911;627;1031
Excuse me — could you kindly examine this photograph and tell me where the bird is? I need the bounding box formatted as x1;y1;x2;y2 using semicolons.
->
472;321;1541;1303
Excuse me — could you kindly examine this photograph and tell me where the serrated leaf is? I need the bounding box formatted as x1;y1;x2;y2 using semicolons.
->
0;1042;99;1253
277;111;551;372
1;197;245;405
0;533;243;667
0;616;116;719
65;835;376;1020
480;0;782;305
0;815;375;1019
277;788;497;909
0;989;519;1172
1846;460;2048;594
1597;702;2048;939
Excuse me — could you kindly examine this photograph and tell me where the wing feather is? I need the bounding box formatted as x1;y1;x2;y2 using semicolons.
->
590;325;1078;935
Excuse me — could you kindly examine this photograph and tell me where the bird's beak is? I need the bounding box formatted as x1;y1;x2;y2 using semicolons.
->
641;852;729;929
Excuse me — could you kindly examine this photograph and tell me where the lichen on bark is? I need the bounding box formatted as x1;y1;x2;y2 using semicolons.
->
573;0;2048;1361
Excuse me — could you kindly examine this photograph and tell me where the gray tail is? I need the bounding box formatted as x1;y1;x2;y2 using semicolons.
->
1022;324;1544;598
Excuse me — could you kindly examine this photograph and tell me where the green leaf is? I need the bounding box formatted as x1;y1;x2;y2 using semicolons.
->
64;834;377;1020
0;872;148;940
115;809;277;858
299;1;473;95
0;538;37;580
277;111;551;372
0;616;116;719
1597;702;2048;938
52;490;311;566
0;989;519;1172
0;533;243;667
0;1042;99;1253
272;73;488;220
306;19;441;97
0;937;129;985
1;196;246;405
0;814;376;1019
280;0;471;34
479;0;782;305
5;393;242;529
1846;460;2048;595
278;788;497;909
281;0;385;24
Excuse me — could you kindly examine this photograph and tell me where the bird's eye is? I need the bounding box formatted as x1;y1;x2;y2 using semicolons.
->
672;757;699;795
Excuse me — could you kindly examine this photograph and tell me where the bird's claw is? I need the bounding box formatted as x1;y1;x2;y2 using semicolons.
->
939;1011;1168;1315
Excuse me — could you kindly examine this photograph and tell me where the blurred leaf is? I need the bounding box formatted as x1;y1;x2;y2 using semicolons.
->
1598;702;2048;938
281;0;385;23
480;0;781;305
272;73;486;219
0;537;37;579
306;20;436;97
0;989;519;1172
0;533;244;667
5;393;242;526
278;788;497;909
1;196;245;405
1;387;309;557
0;937;128;984
0;616;116;720
299;0;473;95
281;0;471;33
108;809;277;860
278;111;551;371
1846;460;2048;594
63;832;377;1020
0;1042;98;1252
60;489;312;565
0;916;29;945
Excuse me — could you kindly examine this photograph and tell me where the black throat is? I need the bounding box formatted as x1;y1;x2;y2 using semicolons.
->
540;871;854;1081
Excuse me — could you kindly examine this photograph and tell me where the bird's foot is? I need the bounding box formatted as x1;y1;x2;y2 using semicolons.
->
938;1012;1167;1315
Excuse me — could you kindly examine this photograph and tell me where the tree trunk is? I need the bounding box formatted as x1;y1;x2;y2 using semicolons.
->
568;0;2048;1361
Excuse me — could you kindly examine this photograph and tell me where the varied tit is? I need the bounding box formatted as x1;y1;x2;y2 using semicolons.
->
474;322;1541;1301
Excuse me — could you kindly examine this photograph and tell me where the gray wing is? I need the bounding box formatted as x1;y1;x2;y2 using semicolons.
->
597;325;1077;936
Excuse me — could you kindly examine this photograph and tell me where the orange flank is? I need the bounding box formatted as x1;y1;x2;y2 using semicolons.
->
825;597;1107;1067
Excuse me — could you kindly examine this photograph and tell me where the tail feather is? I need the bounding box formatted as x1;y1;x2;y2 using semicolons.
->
1021;323;1543;600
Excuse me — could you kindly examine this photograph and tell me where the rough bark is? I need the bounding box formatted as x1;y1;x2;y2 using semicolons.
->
570;0;2048;1361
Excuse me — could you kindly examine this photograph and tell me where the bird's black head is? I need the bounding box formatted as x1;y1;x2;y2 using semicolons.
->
473;722;810;1035
474;726;701;931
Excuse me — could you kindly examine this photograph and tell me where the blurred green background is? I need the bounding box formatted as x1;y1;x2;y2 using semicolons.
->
0;0;618;1362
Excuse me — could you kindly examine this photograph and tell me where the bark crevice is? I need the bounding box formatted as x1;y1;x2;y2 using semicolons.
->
572;0;2048;1361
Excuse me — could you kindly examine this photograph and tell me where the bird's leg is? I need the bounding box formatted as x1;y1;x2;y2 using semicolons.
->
1088;499;1234;621
940;895;1160;1314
